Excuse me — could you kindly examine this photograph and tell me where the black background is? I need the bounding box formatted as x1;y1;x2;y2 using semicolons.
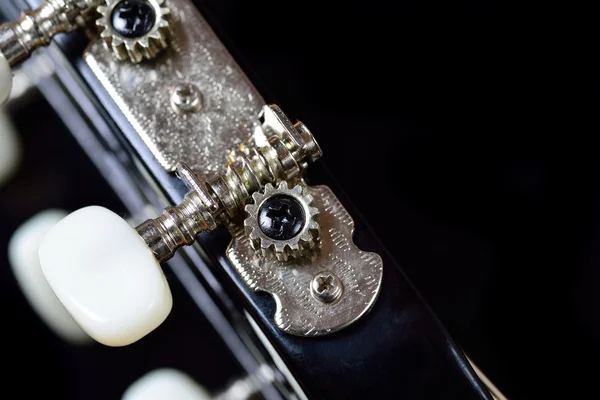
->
2;1;597;399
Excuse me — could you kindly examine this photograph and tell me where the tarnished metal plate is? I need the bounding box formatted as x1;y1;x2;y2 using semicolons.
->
227;185;383;336
84;0;265;175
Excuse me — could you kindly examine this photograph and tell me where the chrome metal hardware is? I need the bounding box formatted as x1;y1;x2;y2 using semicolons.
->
228;185;383;336
96;0;171;63
84;0;265;174
0;0;100;104
134;104;383;336
243;181;321;262
0;0;263;170
0;0;101;67
135;105;321;263
0;0;172;105
0;0;384;336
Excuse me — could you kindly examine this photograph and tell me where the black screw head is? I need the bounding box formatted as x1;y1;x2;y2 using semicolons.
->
111;0;156;39
258;195;305;241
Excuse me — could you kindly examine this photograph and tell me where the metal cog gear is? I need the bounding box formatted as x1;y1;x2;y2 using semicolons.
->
244;181;321;261
96;0;171;63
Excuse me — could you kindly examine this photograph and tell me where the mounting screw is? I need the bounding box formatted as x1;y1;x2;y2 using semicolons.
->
171;83;203;113
311;272;343;303
258;194;305;241
110;0;157;39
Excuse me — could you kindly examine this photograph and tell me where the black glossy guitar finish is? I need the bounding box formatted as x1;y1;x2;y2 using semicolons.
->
201;163;492;399
5;0;493;398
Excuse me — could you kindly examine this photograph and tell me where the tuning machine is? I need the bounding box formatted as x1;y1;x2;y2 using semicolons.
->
36;104;382;345
0;0;173;104
1;0;383;346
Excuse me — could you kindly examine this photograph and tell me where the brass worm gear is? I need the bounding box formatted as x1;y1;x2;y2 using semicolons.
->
96;0;171;63
244;181;321;261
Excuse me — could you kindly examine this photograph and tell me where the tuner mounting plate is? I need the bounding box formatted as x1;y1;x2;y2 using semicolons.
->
84;0;265;175
227;185;383;337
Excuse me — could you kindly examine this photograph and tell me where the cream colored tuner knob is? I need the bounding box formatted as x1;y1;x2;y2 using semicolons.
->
0;108;20;186
39;206;172;347
8;210;91;344
123;369;210;400
0;53;12;105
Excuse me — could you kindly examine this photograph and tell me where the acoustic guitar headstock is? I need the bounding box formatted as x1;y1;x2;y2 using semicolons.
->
0;1;503;399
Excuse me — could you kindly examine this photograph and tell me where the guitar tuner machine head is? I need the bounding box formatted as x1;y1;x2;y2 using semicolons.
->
1;0;383;346
0;0;170;104
0;2;509;398
38;104;382;345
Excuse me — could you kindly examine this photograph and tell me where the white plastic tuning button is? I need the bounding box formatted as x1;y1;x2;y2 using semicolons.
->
0;108;20;186
122;369;210;400
8;210;91;344
0;53;12;105
39;206;172;347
